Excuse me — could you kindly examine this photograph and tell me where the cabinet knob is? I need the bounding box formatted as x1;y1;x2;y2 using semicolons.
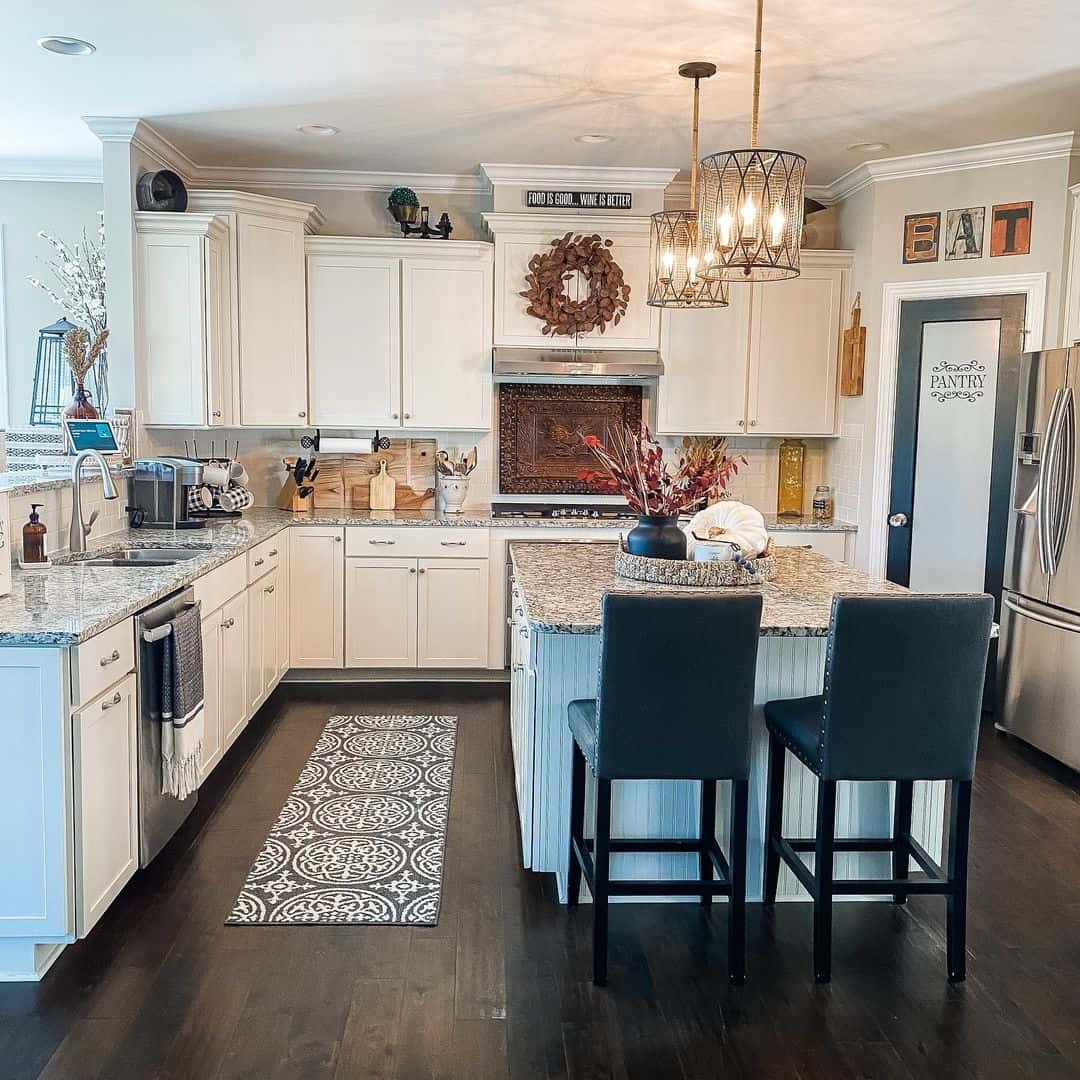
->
101;691;123;711
391;413;399;420
213;410;222;419
298;411;306;418
335;535;342;542
737;419;745;427
410;567;417;574
749;419;757;427
99;649;121;667
254;557;265;567
265;584;275;594
223;617;235;629
418;567;426;574
403;413;411;420
268;549;278;557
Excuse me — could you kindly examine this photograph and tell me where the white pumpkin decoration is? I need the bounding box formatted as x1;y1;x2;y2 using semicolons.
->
684;500;769;559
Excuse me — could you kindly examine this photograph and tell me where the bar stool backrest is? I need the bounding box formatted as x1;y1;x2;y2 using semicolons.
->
821;593;994;781
593;591;763;781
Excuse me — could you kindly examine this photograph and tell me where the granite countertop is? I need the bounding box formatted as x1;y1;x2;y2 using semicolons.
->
761;512;857;533
0;465;135;498
509;541;905;637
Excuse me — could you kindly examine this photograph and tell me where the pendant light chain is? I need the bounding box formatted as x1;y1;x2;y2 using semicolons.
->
689;75;701;211
751;0;763;149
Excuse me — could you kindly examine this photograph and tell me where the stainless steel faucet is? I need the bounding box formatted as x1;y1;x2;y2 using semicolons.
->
69;449;119;553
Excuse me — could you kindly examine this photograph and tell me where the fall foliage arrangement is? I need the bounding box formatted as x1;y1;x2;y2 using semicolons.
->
579;426;744;516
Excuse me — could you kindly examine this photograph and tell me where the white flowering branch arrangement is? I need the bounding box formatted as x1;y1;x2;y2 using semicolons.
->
27;211;109;412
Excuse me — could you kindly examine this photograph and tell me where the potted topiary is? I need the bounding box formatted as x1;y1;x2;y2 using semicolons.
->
387;186;421;225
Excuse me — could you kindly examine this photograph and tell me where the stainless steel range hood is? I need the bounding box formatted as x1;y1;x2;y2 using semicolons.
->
492;346;663;383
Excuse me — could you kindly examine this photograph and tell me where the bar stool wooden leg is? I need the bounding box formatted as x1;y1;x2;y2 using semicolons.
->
946;780;972;982
729;779;749;985
592;778;612;986
813;779;837;983
892;779;914;904
567;742;587;907
763;732;786;905
699;780;717;907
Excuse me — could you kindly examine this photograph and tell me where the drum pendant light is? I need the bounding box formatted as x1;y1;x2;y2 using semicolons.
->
647;62;729;308
697;0;807;281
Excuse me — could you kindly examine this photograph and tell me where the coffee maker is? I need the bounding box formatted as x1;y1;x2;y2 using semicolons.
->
127;459;207;529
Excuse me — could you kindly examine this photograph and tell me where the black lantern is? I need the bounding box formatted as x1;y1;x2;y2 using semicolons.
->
29;317;78;426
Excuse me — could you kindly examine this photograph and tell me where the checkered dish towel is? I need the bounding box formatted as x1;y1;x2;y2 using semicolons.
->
160;601;205;799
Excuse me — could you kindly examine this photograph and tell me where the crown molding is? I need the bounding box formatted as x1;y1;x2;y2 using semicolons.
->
663;179;834;208
481;162;679;191
190;164;490;197
0;158;102;183
185;188;326;230
133;210;228;240
306;235;492;258
83;116;198;181
824;130;1076;202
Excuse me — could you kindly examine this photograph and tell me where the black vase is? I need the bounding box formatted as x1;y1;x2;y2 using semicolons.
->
626;514;687;560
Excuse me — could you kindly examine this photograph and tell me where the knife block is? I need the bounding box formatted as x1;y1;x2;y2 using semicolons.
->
276;476;314;513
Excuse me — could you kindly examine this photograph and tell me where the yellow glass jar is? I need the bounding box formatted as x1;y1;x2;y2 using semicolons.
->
777;439;806;517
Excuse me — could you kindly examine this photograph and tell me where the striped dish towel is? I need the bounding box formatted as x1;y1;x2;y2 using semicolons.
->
161;601;205;799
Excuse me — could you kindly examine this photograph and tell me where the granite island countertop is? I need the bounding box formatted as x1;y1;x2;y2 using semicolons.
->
509;541;905;636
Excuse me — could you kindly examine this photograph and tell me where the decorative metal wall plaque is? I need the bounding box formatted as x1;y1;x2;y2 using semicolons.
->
497;383;643;495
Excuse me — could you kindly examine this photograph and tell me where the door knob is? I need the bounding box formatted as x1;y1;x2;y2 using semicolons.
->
888;512;909;528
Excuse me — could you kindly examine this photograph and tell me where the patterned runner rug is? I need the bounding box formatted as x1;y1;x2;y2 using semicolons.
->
227;714;457;926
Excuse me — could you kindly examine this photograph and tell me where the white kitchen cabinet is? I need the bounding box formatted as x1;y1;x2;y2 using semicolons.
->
402;254;493;430
656;251;851;437
418;558;489;667
199;608;223;783
135;212;233;427
72;672;138;937
770;529;852;564
508;593;537;866
247;564;282;712
275;536;291;682
657;285;752;434
289;527;344;669
304;238;494;432
221;590;250;751
747;258;845;435
345;558;419;667
307;253;401;427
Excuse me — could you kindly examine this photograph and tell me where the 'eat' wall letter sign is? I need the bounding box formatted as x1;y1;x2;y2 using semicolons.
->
990;201;1032;257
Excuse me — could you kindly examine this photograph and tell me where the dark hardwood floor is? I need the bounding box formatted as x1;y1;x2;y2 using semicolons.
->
2;683;1078;1079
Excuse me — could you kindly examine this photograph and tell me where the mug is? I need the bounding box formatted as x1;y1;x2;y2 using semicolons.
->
187;486;213;513
202;462;230;488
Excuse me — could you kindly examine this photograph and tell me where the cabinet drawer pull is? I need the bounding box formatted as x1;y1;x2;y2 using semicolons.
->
368;539;396;545
99;649;121;667
253;557;265;567
101;691;123;711
268;549;278;557
265;584;275;594
439;540;467;546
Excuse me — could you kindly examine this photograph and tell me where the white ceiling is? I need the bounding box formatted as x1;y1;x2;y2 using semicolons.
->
4;1;1080;186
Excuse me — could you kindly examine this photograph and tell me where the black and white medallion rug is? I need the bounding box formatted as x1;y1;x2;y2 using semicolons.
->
227;714;457;926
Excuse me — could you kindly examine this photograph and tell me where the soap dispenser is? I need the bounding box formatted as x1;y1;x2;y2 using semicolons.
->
22;504;48;565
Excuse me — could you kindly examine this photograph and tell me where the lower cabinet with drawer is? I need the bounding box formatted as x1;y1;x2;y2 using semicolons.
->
344;527;490;669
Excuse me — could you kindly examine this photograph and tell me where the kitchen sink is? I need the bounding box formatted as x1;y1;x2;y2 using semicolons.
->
79;546;210;568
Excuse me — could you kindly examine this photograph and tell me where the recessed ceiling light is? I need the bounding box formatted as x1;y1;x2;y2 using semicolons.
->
847;141;890;153
297;123;339;137
575;133;615;145
37;36;96;56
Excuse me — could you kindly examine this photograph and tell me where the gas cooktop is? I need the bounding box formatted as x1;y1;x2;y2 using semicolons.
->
490;502;636;520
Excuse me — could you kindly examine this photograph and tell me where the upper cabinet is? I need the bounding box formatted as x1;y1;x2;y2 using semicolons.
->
185;190;323;428
482;213;660;350
306;238;493;432
657;250;852;437
135;212;233;426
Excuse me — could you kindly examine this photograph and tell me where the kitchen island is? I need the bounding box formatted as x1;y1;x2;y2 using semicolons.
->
508;541;945;903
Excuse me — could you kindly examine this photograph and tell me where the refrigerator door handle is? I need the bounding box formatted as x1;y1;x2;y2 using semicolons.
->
1003;593;1080;634
1051;387;1076;570
1037;388;1066;575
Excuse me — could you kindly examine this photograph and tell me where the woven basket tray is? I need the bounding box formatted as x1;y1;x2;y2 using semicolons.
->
614;539;776;587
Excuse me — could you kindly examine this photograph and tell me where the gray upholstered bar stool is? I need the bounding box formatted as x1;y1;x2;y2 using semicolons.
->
566;591;763;986
762;593;994;984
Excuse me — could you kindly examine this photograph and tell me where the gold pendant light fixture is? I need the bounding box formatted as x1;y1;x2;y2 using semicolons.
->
647;62;729;308
697;0;807;281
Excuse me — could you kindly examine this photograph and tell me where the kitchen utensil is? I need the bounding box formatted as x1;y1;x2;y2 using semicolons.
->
369;459;396;510
293;457;307;485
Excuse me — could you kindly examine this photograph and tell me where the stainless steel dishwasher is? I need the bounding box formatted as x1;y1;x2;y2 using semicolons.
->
135;586;198;866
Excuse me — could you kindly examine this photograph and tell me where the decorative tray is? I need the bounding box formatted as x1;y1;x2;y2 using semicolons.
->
614;539;776;587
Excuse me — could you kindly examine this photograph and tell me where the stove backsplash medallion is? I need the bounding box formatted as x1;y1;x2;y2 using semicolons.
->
497;383;643;495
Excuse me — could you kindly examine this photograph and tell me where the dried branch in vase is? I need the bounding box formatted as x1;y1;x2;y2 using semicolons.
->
62;327;109;383
579;424;745;516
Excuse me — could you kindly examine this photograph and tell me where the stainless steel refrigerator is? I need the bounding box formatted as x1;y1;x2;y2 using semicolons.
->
998;346;1080;769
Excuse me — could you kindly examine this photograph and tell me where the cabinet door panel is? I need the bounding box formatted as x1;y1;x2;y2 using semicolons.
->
402;258;492;430
345;558;418;667
138;232;208;425
199;611;223;782
246;582;266;715
308;255;401;427
237;214;308;426
748;263;843;435
418;558;489;668
222;591;249;751
289;528;344;668
657;284;751;434
205;229;233;426
260;568;281;695
73;673;138;937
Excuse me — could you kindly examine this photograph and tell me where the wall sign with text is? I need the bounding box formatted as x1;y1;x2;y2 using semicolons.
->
526;190;632;210
902;199;1032;264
